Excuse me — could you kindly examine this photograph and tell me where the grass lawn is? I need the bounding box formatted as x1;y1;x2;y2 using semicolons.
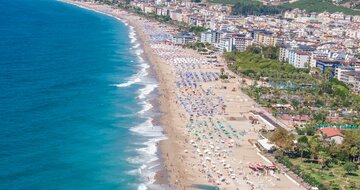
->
291;158;360;189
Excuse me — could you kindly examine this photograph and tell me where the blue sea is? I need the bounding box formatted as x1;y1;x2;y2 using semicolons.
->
0;0;164;189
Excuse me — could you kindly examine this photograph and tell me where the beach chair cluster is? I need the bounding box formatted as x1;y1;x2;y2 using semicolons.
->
177;96;224;117
184;119;255;187
136;19;285;188
176;71;220;89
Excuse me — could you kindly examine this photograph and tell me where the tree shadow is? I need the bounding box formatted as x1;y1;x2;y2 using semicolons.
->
345;173;359;176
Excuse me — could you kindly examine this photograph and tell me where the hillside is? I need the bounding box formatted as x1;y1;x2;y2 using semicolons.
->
335;0;360;8
208;0;259;4
281;0;360;15
208;0;360;15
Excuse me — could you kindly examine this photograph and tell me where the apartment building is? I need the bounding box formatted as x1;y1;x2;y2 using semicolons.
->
288;50;311;68
200;30;221;44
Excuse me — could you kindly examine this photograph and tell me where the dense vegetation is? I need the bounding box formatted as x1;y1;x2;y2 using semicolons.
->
225;46;360;125
210;0;360;16
225;46;316;85
268;127;360;189
226;45;360;187
188;26;208;36
182;42;214;52
208;0;257;4
280;0;360;15
232;1;282;16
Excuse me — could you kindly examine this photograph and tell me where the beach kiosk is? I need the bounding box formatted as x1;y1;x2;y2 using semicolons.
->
256;138;277;153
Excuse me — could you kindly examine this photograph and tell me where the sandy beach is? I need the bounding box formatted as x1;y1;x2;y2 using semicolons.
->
62;1;304;189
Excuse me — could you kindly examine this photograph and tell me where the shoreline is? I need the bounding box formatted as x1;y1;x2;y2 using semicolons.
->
60;0;176;188
61;1;305;189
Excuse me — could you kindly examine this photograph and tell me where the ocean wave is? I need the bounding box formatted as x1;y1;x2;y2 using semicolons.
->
114;62;149;88
135;48;143;56
138;184;147;190
132;43;140;49
127;117;167;190
59;2;162;189
138;101;153;114
130;118;164;137
138;84;158;100
129;26;137;44
127;119;166;164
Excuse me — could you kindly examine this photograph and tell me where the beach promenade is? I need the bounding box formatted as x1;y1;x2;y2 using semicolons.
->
63;1;304;189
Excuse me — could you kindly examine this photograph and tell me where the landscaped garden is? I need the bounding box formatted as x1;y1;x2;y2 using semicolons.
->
224;46;360;127
269;128;360;190
224;46;360;189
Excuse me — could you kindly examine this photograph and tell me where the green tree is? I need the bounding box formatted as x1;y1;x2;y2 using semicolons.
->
350;146;359;162
291;99;300;110
304;126;316;136
220;68;225;76
297;141;309;161
269;127;295;152
342;130;360;161
343;162;358;175
318;151;331;169
309;136;321;159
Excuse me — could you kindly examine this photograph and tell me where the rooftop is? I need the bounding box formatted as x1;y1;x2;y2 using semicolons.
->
319;127;344;138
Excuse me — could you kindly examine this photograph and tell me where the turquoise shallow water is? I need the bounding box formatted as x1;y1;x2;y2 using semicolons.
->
0;0;162;189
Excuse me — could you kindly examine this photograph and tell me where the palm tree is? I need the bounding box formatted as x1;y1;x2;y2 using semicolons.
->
324;67;333;80
220;68;225;76
297;142;309;161
350;146;359;162
318;151;331;170
309;136;320;159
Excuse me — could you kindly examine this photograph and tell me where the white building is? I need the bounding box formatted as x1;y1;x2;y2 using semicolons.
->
219;37;232;52
288;50;311;68
200;31;221;44
173;32;193;45
231;34;247;52
319;128;344;144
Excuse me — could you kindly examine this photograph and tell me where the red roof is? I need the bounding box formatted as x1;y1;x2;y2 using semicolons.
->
296;51;312;56
319;128;344;138
280;114;292;121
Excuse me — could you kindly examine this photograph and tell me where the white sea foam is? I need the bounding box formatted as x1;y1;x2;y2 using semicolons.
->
127;117;167;190
123;22;162;188
138;102;152;114
129;26;137;44
135;48;144;56
138;184;147;190
133;43;140;49
126;169;139;176
130;118;164;137
138;84;158;100
114;63;149;88
62;2;164;188
112;19;149;88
